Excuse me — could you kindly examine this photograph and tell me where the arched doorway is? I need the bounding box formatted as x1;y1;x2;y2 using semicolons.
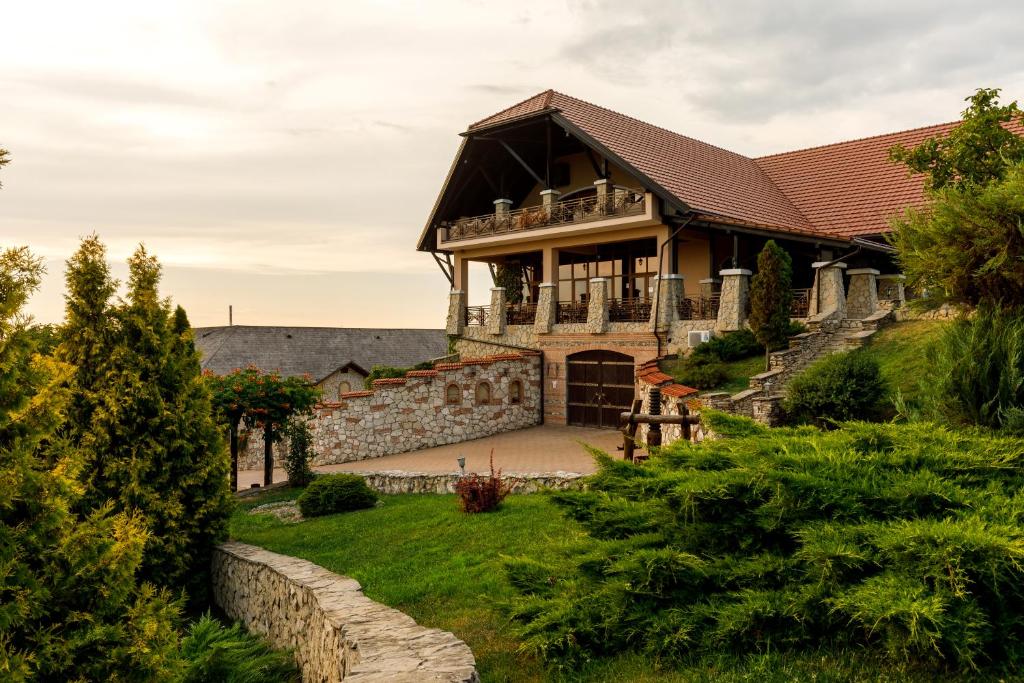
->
566;350;635;428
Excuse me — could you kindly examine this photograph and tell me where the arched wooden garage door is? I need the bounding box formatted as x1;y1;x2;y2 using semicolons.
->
566;350;636;428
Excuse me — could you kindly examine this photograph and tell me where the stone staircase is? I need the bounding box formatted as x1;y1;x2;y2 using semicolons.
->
700;308;895;422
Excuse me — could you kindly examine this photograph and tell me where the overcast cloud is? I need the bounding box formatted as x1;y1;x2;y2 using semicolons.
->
2;0;1022;327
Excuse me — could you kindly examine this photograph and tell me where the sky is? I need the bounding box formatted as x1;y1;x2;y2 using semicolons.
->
2;0;1023;328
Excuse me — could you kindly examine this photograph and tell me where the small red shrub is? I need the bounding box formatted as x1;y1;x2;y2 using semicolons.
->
455;450;510;513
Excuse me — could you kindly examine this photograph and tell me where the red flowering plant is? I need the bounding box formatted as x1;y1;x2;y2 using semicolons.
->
454;450;510;513
206;364;321;488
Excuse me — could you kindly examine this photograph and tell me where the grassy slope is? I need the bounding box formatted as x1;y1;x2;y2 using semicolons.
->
864;319;948;402
231;490;987;683
660;354;765;395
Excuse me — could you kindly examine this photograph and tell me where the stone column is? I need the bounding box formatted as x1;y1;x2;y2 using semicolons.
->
846;268;880;319
650;274;683;331
587;277;609;334
540;189;561;221
493;198;512;216
715;269;751;332
877;274;906;307
534;283;556;333
808;262;847;320
594;178;611;214
446;290;466;335
487;287;507;335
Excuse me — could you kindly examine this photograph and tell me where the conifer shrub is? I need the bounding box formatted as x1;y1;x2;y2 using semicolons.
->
784;350;887;425
921;308;1024;433
455;452;510;513
297;473;378;517
505;415;1024;675
181;614;300;683
675;362;728;390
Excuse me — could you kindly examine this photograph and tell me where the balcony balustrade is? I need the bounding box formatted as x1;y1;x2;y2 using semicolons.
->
442;189;646;243
464;303;538;327
677;295;720;321
556;301;588;324
790;288;811;317
465;305;489;327
608;297;652;323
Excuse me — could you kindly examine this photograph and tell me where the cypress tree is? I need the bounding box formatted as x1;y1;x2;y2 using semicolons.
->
0;247;182;680
748;240;793;370
61;240;232;604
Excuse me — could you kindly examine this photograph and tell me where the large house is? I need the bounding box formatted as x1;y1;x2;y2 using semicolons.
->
416;90;949;427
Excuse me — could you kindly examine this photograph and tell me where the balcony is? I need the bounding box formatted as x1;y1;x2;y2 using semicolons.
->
465;303;538;327
790;288;811;317
556;301;588;324
442;189;648;244
678;295;720;321
608;297;652;323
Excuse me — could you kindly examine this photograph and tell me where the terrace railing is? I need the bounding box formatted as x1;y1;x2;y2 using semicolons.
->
556;301;588;324
465;306;489;327
790;288;811;317
677;295;720;321
506;302;537;325
608;297;652;323
443;189;647;242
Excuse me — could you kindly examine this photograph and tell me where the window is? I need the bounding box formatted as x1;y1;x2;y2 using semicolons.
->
509;380;522;405
337;381;351;397
475;382;491;405
446;383;461;405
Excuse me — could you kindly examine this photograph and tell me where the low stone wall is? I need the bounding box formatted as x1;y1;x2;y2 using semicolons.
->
352;469;585;495
212;541;479;682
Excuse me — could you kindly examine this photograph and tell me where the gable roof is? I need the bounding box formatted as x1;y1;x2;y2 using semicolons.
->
426;90;1023;246
193;326;448;382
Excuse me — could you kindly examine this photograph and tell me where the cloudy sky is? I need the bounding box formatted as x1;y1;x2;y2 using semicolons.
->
3;0;1022;328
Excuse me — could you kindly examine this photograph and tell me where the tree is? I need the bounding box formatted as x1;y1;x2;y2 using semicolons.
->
207;366;320;488
748;240;793;370
60;239;232;604
0;146;9;186
495;263;525;304
889;88;1024;309
0;246;182;680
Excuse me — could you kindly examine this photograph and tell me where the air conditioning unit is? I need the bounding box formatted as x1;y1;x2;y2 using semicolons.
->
687;330;712;348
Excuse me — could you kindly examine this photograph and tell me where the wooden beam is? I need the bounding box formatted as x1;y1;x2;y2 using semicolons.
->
431;251;455;288
585;148;605;179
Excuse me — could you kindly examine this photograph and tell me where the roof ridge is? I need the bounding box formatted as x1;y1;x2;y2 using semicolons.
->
467;89;554;129
550;90;757;163
755;119;962;160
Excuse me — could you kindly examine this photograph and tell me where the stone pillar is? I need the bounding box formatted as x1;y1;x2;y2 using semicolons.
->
808;262;847;320
534;283;556;333
540;189;561;221
487;287;507;335
650;274;684;331
846;268;880;319
877;274;906;307
715;268;751;332
587;277;609;334
493;198;512;216
446;290;466;335
594;178;611;213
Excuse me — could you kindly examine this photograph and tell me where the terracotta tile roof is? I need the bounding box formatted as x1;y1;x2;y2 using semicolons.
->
459;90;1024;242
339;390;373;399
372;377;408;386
661;383;700;399
405;369;439;377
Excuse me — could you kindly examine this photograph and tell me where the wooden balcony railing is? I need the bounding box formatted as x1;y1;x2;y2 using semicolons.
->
608;297;652;323
790;288;811;317
678;295;720;320
442;189;646;242
556;301;588;324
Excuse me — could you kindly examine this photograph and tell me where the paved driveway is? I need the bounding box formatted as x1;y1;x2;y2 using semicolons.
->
236;424;621;491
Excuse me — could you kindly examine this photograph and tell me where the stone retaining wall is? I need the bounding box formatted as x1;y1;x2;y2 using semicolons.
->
238;354;542;470
352;469;585;495
212;541;479;682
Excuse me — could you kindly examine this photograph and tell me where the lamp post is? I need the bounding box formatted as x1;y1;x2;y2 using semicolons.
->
457;456;466;476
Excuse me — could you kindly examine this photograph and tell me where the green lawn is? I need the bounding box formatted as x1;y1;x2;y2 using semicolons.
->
230;489;988;682
864;319;948;402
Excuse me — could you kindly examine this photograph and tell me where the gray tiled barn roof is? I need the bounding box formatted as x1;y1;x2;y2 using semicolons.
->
193;326;448;382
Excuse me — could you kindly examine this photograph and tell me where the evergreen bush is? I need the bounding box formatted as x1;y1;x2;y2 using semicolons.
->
282;418;317;487
181;614;300;683
921;308;1024;433
675;362;728;390
506;415;1024;675
784;350;887;426
297;473;378;517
